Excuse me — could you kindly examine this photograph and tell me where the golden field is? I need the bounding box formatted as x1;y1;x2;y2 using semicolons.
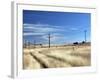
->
23;44;91;69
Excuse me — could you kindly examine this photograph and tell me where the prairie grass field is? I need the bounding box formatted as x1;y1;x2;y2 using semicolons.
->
23;44;91;69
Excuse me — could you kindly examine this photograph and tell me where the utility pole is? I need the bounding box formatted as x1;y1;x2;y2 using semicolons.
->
34;40;36;48
25;40;28;48
27;41;30;49
48;33;51;48
84;30;87;42
25;40;27;48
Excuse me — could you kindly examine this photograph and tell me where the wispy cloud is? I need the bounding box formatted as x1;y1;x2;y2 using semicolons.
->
41;33;62;39
24;23;50;28
70;27;78;31
23;23;65;36
23;23;84;44
23;32;45;36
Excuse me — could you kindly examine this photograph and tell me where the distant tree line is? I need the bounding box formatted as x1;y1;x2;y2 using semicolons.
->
73;41;86;45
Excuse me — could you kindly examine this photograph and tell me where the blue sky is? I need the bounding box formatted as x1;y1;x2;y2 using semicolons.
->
23;10;91;45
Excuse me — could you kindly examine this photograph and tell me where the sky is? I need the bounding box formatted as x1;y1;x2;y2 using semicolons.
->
23;10;91;45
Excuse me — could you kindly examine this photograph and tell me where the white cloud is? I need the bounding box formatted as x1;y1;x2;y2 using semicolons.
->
23;23;65;34
24;23;49;27
70;27;78;31
23;23;71;44
41;33;65;42
23;32;45;36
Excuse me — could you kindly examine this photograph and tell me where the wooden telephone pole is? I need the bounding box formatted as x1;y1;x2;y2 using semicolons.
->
48;33;51;48
84;30;87;42
33;40;36;48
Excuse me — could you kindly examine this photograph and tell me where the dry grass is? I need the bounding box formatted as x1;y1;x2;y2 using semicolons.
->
23;45;91;69
23;52;41;69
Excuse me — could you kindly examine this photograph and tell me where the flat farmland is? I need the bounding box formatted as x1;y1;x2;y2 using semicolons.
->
23;45;91;69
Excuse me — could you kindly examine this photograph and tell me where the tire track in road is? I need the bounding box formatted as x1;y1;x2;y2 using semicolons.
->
38;51;72;66
29;52;49;68
30;51;72;68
